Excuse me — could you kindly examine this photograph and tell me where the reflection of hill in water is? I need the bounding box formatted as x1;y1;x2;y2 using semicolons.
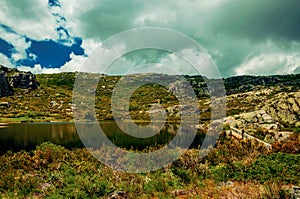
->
77;121;207;150
0;121;209;154
0;123;81;154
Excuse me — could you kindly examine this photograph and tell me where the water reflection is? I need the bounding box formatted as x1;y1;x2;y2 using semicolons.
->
0;121;207;154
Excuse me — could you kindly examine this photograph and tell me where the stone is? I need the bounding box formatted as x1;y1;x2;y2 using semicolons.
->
50;101;59;107
264;134;275;144
261;113;273;123
292;186;300;199
218;181;234;187
241;111;258;123
0;70;13;97
8;71;39;89
292;104;299;113
294;95;300;109
261;124;277;130
108;191;127;199
0;102;10;108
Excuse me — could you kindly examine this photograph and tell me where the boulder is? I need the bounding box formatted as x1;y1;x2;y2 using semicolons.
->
261;92;300;125
0;102;10;108
0;71;13;97
8;71;39;89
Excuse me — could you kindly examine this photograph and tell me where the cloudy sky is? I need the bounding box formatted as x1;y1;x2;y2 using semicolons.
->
0;0;300;77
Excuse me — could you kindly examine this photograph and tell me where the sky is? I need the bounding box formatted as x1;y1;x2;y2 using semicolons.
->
0;0;300;77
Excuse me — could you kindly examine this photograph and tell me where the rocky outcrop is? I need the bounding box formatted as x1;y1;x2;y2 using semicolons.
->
224;110;278;130
181;74;300;97
224;109;294;143
8;71;39;89
224;74;300;94
259;92;300;125
0;65;39;97
0;70;13;97
225;91;300;129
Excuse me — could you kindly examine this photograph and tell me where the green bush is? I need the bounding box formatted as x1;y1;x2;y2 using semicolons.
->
245;153;300;184
294;128;300;134
172;167;191;183
206;153;300;184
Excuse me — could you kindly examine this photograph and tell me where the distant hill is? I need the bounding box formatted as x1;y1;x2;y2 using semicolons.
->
0;64;299;129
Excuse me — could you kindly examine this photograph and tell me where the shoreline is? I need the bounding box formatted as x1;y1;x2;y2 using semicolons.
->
0;118;187;124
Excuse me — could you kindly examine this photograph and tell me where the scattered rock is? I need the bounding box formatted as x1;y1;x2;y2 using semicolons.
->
218;181;234;187
39;183;52;190
0;102;10;108
292;186;300;199
108;191;127;199
224;110;276;130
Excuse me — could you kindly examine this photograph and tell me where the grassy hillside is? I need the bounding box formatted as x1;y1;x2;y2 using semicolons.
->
0;72;299;127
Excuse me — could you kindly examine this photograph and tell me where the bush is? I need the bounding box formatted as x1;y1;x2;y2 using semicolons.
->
243;153;300;184
294;128;300;134
271;133;300;154
223;123;230;131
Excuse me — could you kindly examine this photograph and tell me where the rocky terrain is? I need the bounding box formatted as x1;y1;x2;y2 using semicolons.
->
0;64;299;137
219;86;299;143
0;69;13;97
0;65;39;97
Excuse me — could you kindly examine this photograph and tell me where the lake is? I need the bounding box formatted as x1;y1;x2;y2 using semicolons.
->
0;121;208;155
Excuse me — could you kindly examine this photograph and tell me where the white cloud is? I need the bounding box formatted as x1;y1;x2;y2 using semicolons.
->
81;43;128;73
18;41;131;74
1;0;299;77
59;53;86;72
59;0;93;16
0;0;58;41
0;29;31;61
160;52;196;75
17;64;61;74
58;0;96;38
0;53;13;68
18;54;86;74
235;53;300;76
134;12;176;26
133;0;226;31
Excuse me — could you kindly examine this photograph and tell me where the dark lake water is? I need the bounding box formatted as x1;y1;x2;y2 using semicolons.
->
0;121;207;155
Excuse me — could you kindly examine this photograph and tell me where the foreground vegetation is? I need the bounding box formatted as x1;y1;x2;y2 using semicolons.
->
1;132;299;198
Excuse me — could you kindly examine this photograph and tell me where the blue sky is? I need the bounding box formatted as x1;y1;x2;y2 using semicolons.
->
0;0;300;77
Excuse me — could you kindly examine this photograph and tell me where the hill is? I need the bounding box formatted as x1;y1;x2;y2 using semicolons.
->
0;65;299;134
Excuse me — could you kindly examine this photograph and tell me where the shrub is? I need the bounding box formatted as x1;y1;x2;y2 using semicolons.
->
294;128;300;134
244;153;300;184
223;123;230;131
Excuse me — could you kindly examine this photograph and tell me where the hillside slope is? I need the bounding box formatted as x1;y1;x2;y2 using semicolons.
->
0;65;299;132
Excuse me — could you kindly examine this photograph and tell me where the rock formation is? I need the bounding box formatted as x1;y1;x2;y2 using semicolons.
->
0;70;13;97
260;91;300;125
0;65;39;97
8;71;39;89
